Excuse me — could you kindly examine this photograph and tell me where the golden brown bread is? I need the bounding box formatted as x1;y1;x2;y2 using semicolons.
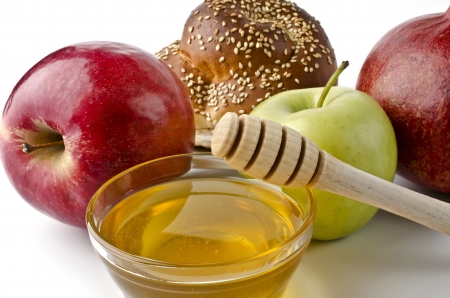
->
156;0;337;147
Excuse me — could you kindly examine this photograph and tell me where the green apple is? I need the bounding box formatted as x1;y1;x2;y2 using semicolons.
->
249;63;397;240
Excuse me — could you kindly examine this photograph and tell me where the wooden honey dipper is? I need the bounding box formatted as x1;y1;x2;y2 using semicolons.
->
211;112;450;235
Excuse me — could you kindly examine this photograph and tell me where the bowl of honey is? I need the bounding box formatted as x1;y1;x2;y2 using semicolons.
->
86;152;315;298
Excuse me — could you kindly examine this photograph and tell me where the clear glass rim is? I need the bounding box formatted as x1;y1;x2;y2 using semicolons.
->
86;152;316;269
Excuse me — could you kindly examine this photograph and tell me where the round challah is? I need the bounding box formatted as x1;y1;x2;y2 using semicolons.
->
156;0;337;147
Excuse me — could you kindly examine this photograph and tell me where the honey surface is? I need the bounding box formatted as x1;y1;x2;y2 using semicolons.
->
100;178;304;264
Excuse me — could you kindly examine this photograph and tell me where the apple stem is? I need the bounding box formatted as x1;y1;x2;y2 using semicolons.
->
22;140;64;153
315;61;349;109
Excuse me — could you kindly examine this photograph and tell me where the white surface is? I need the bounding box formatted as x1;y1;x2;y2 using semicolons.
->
1;1;449;297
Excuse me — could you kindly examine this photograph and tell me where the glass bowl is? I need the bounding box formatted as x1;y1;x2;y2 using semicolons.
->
86;152;315;298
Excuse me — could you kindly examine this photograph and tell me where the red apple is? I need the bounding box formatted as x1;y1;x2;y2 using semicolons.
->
0;41;195;227
356;7;450;193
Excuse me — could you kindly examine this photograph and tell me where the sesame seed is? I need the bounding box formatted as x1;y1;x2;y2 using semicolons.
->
216;45;221;51
188;26;194;32
200;46;206;50
239;110;245;114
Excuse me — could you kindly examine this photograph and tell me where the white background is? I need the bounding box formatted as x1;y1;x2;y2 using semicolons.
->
1;1;449;297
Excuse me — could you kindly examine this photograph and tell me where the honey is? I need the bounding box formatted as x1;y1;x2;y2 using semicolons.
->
98;177;310;298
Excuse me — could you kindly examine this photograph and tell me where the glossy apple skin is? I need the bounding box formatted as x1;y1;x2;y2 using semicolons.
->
356;8;450;193
0;42;195;227
250;87;397;240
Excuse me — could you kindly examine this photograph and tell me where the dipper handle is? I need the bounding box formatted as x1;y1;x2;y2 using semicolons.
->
211;112;450;235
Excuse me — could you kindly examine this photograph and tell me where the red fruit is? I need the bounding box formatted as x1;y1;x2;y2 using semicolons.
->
0;42;195;227
356;7;450;193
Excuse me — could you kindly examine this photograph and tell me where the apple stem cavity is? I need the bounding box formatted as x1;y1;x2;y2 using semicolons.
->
315;61;349;109
22;140;65;153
